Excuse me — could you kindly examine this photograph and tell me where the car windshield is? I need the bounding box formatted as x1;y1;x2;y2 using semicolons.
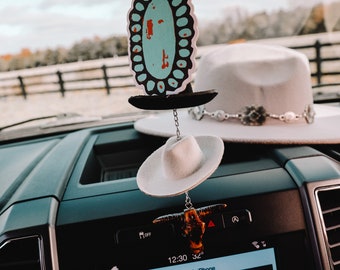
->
1;0;339;134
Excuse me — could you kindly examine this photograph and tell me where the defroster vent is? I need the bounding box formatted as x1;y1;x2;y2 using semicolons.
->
317;187;340;269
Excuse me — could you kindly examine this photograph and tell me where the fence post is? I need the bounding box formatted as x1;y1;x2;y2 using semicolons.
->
315;40;322;85
102;65;111;95
18;76;27;99
56;71;65;97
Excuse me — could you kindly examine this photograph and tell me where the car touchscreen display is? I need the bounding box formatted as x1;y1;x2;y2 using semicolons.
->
151;248;277;270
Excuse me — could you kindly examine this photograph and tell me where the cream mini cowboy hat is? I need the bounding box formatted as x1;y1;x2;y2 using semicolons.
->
134;43;340;144
137;135;224;197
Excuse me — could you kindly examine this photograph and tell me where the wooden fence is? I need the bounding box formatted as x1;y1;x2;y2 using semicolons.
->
292;40;340;103
1;40;340;101
292;40;340;85
0;58;135;99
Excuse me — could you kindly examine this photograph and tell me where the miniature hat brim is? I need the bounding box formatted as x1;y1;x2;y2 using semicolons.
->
128;90;217;110
136;135;224;197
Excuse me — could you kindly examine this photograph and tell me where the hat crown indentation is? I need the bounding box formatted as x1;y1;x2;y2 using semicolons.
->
162;136;203;180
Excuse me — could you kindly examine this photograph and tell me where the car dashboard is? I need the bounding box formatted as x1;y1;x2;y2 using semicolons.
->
1;121;340;269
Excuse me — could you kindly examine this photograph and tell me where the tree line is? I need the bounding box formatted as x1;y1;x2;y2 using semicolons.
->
197;3;339;46
1;3;339;72
0;36;128;72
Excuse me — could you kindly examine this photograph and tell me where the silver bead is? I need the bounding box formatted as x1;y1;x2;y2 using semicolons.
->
213;110;226;121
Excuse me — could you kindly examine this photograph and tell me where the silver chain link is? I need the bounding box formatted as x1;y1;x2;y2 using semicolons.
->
173;109;181;141
185;191;193;209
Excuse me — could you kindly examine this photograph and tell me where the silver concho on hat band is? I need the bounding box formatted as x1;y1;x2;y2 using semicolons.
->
189;104;316;126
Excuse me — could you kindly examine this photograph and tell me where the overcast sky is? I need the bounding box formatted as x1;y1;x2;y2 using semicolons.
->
0;0;322;55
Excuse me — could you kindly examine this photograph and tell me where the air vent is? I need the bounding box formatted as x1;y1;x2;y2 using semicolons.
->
317;187;340;270
102;166;139;181
0;236;43;270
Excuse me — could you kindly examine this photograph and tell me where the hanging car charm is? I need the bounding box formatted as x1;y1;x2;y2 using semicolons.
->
127;0;217;110
127;0;225;257
153;193;227;255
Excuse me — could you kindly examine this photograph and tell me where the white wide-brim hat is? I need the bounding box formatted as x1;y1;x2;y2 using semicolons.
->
137;135;224;197
134;43;340;144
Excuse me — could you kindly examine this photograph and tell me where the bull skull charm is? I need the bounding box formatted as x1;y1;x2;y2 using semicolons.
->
182;207;206;254
153;201;227;255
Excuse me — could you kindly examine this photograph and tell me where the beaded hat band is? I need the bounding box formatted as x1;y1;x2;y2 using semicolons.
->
189;104;316;126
